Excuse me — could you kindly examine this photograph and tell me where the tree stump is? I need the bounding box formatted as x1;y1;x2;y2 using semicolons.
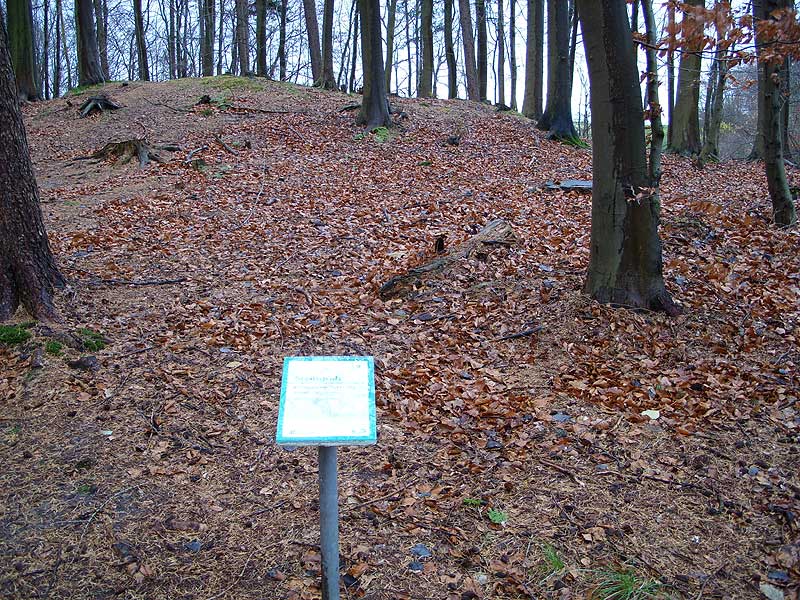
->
378;219;517;300
78;95;122;118
82;139;165;168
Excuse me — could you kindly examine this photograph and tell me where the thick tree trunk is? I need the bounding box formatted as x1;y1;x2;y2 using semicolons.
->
384;0;398;91
668;0;703;155
476;0;488;100
444;0;457;98
235;0;249;75
666;2;675;147
303;0;323;83
509;0;516;109
75;0;104;86
577;0;676;315
134;0;150;80
256;0;267;76
497;0;505;105
537;0;576;139
7;0;40;100
458;0;479;100
54;0;62;96
42;0;50;99
758;0;796;226
642;0;663;186
522;0;542;118
781;58;791;160
700;47;727;161
404;0;412;96
418;0;433;96
320;0;336;88
0;12;64;320
357;0;390;128
349;7;359;93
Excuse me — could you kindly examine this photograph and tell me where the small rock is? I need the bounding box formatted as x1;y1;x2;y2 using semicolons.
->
768;570;790;584
342;573;358;588
539;264;554;272
67;355;100;371
475;573;488;585
748;466;760;476
759;583;785;600
408;561;424;572
486;439;503;450
411;544;432;559
542;279;555;289
184;540;203;552
675;275;687;286
552;412;571;423
266;568;287;581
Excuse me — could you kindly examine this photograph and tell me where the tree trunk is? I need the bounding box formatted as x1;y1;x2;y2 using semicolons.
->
7;0;40;100
757;0;796;226
0;11;64;320
133;0;150;80
320;0;336;88
235;0;249;75
749;0;765;160
256;0;267;76
418;0;433;96
476;0;488;100
349;6;359;93
201;0;215;76
54;0;62;96
279;0;288;80
405;0;412;96
568;0;577;92
537;0;576;139
42;0;50;99
303;0;323;83
384;0;398;91
357;0;390;128
216;0;224;74
700;41;728;161
522;0;542;118
577;0;677;315
92;0;109;78
444;0;457;98
642;0;663;186
75;0;104;86
666;2;675;147
497;0;505;105
458;0;479;100
781;58;791;160
668;0;703;155
168;0;176;77
509;0;516;109
339;0;356;87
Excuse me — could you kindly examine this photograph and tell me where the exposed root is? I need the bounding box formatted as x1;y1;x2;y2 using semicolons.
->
78;95;122;118
79;139;166;169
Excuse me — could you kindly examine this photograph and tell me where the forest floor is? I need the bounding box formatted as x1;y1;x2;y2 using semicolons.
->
1;77;798;600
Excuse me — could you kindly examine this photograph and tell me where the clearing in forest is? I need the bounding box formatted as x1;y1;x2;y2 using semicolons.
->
1;77;798;599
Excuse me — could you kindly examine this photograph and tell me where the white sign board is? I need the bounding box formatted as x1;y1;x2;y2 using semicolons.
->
276;356;376;446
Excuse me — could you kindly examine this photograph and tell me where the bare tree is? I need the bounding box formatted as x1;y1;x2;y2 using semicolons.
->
357;0;390;127
443;0;457;97
418;0;433;96
7;0;40;100
458;0;479;100
75;0;105;85
522;0;542;118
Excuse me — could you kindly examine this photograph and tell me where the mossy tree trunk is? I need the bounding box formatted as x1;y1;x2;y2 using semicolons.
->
356;0;390;128
0;13;64;320
537;0;577;139
7;0;40;101
757;0;796;226
577;0;677;315
522;0;543;118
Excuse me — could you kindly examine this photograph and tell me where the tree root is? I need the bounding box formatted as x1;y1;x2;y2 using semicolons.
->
78;95;122;118
79;139;166;169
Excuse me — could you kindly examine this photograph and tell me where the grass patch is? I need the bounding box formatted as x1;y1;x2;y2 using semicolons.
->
200;75;263;93
45;340;64;356
372;127;391;143
540;543;565;575
67;82;118;96
487;508;508;524
0;323;33;345
77;328;107;351
591;567;663;600
462;497;482;507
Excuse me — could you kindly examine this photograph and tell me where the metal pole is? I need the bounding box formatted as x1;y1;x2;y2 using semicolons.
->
318;446;340;600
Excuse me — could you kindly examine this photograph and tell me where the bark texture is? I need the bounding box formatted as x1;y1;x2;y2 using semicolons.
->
497;0;505;105
7;0;39;100
418;0;433;97
201;0;215;76
303;0;323;83
384;0;398;91
757;0;796;226
75;0;104;85
235;0;250;75
357;0;390;128
256;0;267;76
476;0;488;100
577;0;676;315
521;0;542;118
320;0;336;88
458;0;479;100
444;0;457;98
668;0;702;155
537;0;576;139
0;13;64;320
133;0;149;80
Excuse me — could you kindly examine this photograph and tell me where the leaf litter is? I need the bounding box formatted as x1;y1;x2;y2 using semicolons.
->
0;78;797;599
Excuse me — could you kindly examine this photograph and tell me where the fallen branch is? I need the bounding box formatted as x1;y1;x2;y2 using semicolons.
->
339;103;361;112
379;219;517;299
185;146;208;163
539;458;584;486
492;326;543;342
214;135;239;155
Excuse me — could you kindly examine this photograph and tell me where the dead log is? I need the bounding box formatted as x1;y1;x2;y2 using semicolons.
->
379;219;517;300
79;139;165;169
79;95;122;118
543;179;592;193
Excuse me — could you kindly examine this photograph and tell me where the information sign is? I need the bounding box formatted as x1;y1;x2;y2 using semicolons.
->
276;356;376;446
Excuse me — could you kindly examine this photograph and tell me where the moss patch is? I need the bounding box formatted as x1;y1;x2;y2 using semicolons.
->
76;328;107;351
0;324;33;346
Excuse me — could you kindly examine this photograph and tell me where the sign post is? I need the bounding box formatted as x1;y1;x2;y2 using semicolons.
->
277;356;377;600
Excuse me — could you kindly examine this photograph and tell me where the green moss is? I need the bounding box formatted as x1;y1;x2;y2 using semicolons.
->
0;324;33;345
45;340;63;356
76;328;107;351
67;82;118;96
200;75;263;92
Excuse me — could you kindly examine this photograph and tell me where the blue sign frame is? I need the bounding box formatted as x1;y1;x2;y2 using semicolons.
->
276;356;377;446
